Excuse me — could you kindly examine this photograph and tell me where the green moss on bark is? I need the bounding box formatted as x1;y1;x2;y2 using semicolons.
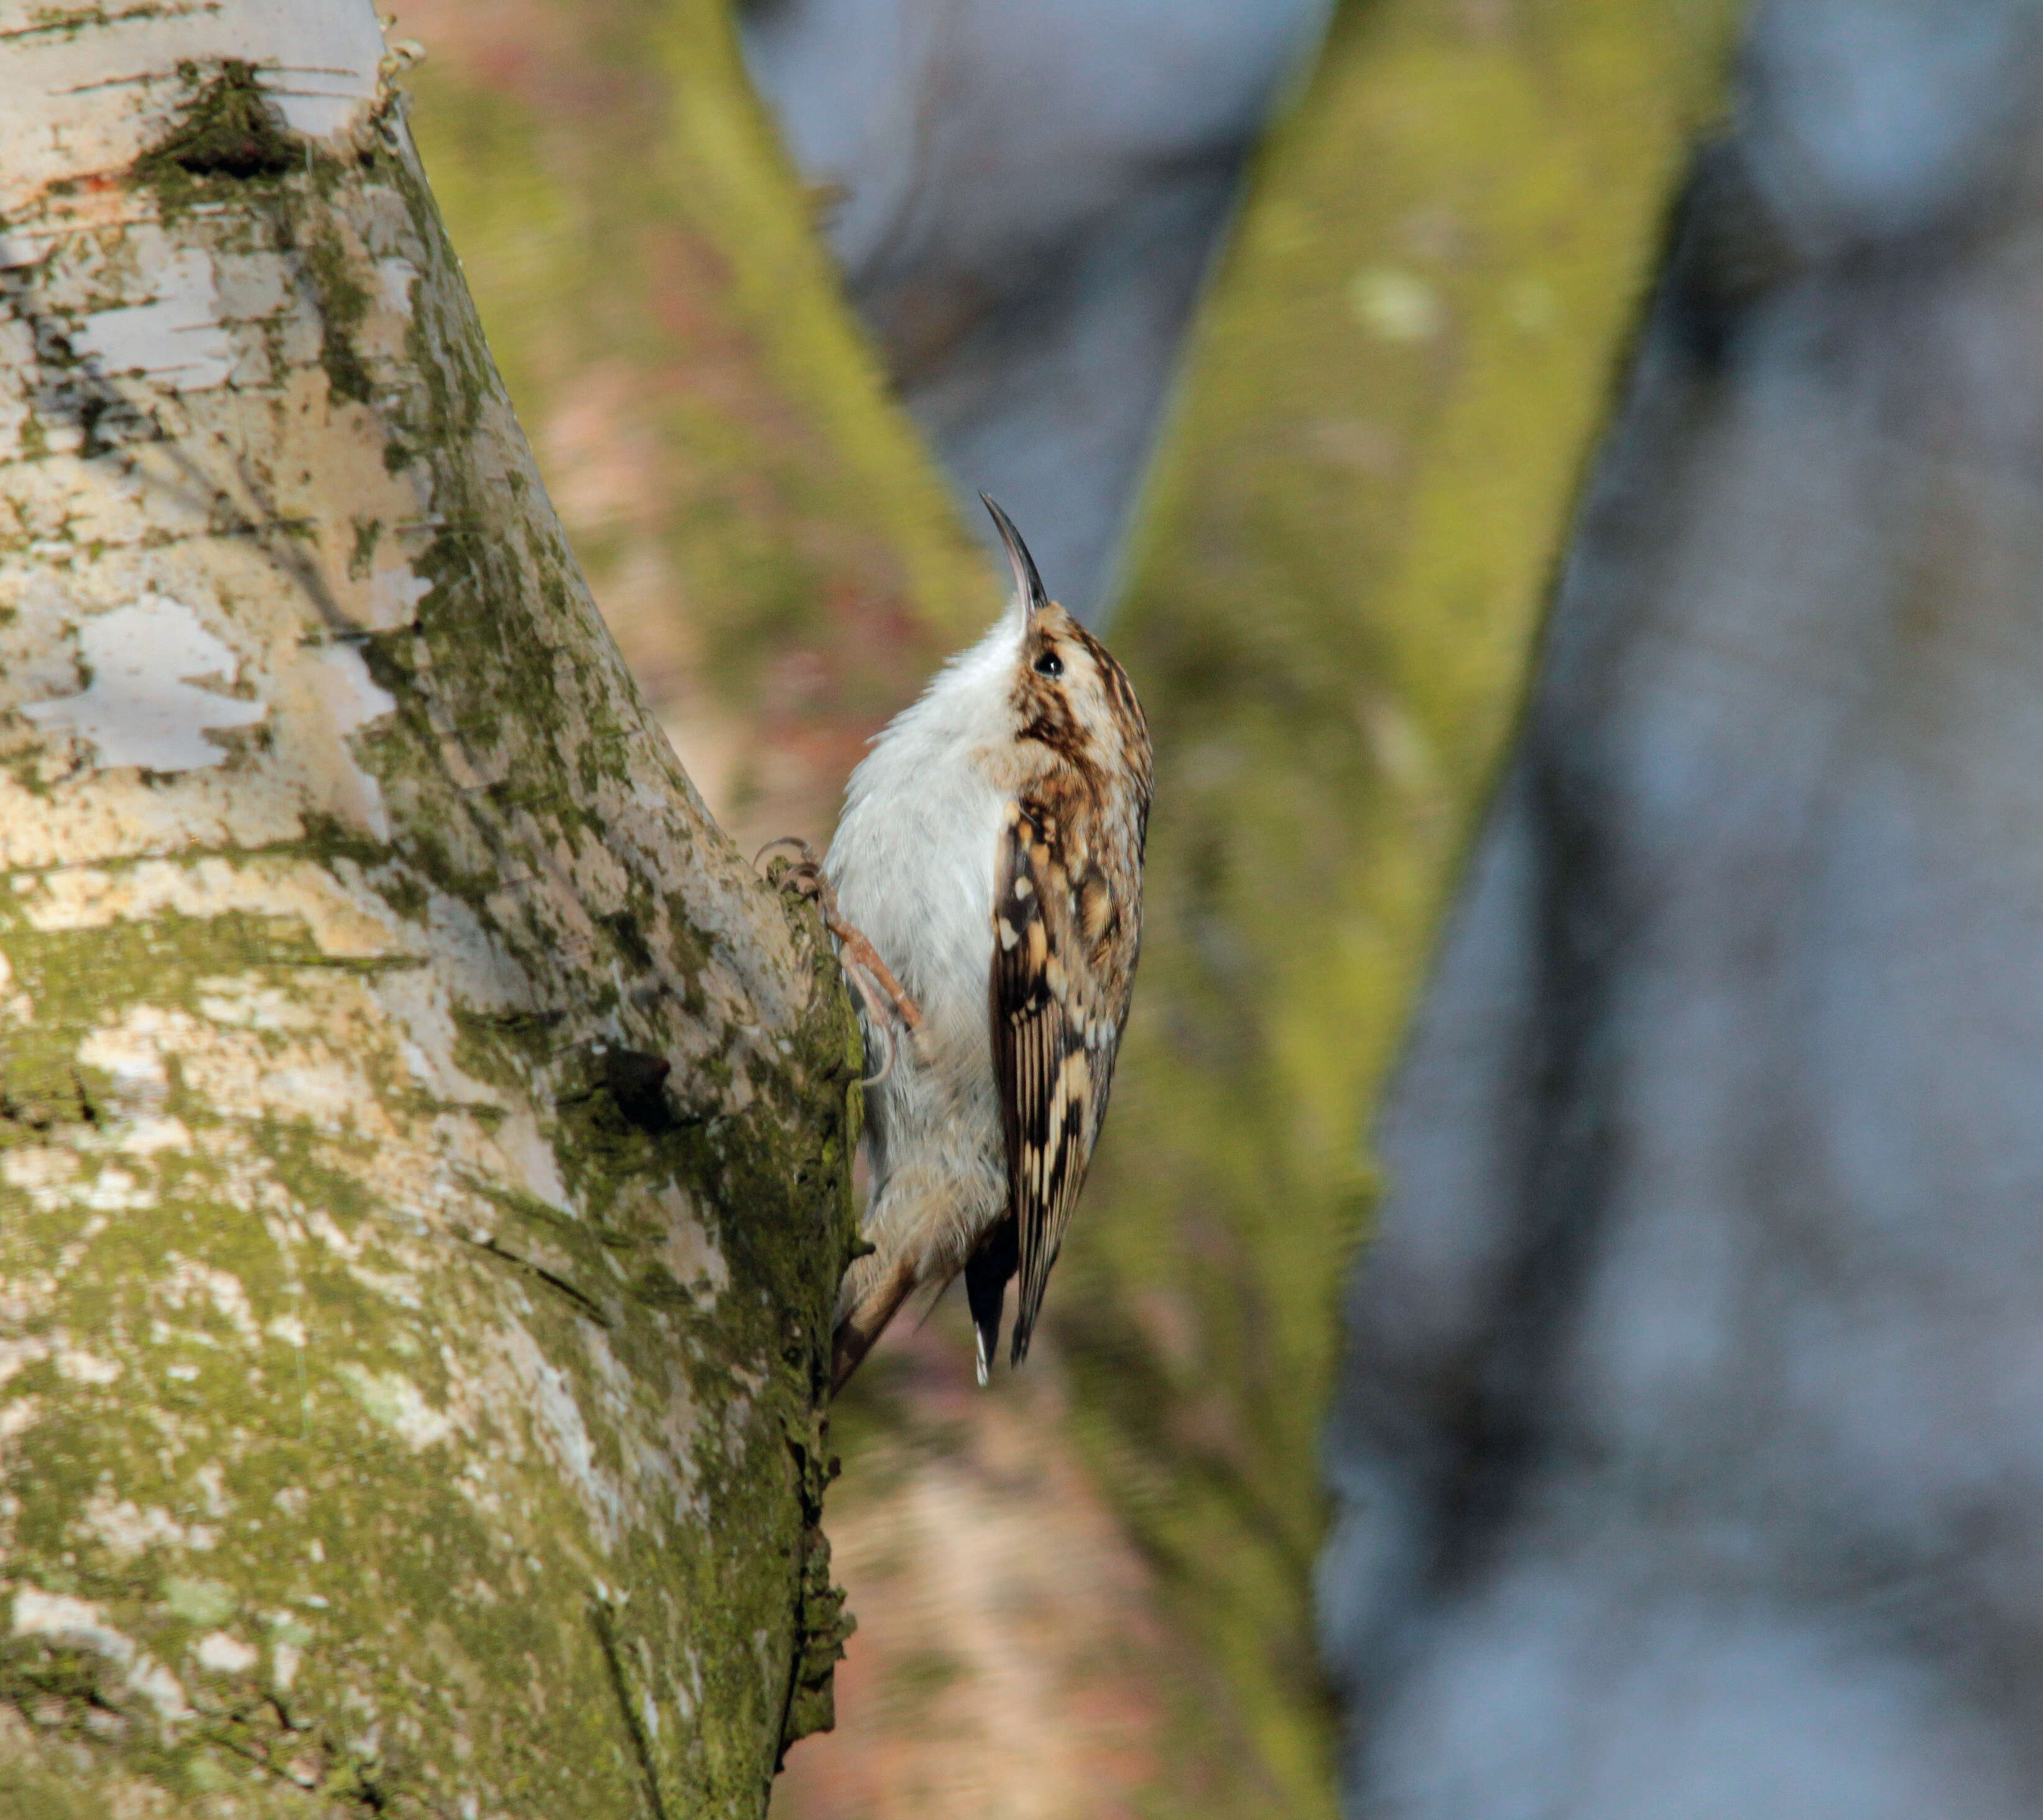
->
131;58;302;218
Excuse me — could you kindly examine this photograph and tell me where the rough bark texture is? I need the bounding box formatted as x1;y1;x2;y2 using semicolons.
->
1324;2;2043;1812
0;7;856;1815
1065;2;1744;1809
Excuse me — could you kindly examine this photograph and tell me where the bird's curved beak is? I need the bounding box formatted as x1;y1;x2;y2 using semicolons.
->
981;493;1049;619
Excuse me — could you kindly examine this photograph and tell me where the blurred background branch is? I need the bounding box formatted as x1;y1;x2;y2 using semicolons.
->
1082;5;1741;1809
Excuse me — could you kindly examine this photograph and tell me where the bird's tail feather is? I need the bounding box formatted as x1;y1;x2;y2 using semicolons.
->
963;1219;1019;1388
831;1254;919;1393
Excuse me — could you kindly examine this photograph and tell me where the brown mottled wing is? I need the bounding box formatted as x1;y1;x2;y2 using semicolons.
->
990;794;1137;1365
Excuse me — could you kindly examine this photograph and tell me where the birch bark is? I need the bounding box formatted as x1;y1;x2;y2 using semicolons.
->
0;6;857;1816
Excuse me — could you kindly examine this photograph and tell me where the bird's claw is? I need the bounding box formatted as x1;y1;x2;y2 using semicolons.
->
755;834;825;894
754;836;927;1046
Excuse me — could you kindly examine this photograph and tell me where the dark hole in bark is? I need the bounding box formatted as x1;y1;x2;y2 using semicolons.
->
138;60;300;184
600;1046;679;1134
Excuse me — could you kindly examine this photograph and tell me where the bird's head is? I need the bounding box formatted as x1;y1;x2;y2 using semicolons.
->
981;494;1149;780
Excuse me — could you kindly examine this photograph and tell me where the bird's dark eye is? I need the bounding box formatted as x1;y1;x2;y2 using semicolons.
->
1033;649;1063;678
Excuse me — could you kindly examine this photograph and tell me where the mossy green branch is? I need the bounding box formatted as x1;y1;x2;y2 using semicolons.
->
1068;1;1748;1811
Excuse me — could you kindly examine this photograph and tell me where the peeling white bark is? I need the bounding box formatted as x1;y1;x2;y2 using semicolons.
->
21;593;272;771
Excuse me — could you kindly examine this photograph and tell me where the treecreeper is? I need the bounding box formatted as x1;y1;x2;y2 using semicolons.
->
774;498;1152;1392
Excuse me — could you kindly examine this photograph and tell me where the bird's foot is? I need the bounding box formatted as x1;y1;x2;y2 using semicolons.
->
756;838;926;1040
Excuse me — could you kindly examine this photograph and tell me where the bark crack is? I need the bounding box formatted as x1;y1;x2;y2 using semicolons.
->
590;1599;672;1820
458;1234;613;1328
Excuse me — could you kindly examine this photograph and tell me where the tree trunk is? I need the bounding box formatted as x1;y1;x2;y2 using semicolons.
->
0;8;856;1816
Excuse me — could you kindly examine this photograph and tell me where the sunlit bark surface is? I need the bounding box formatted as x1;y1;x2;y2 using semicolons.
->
0;6;857;1814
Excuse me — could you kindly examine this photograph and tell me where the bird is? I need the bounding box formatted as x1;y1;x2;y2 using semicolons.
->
798;496;1151;1393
